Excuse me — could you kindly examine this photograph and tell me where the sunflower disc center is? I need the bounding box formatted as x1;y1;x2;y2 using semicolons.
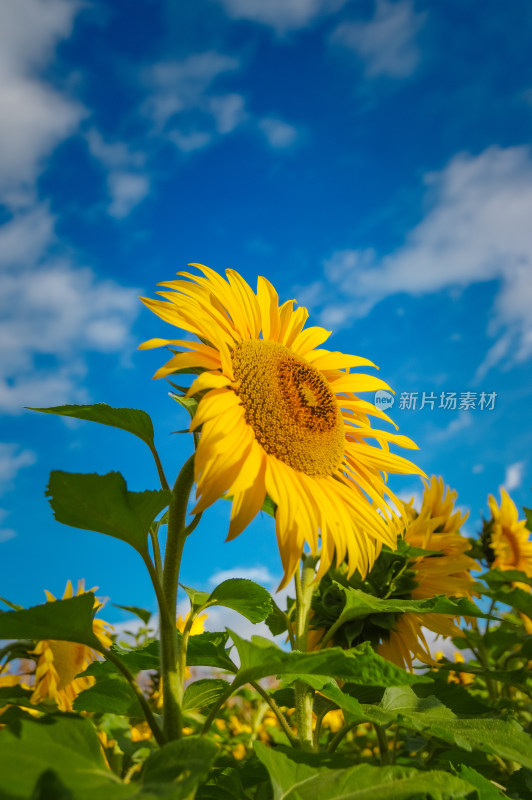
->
231;339;344;476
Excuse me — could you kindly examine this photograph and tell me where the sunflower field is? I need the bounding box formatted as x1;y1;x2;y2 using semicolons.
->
1;267;532;800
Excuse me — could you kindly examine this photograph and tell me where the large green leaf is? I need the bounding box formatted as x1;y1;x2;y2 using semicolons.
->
73;677;143;716
0;594;100;649
205;579;273;623
183;679;230;711
27;403;155;448
46;471;170;555
454;766;510;799
362;687;532;770
229;633;431;688
142;736;218;796
186;632;237;671
0;714;218;800
0;714;134;800
331;585;486;628
255;742;476;800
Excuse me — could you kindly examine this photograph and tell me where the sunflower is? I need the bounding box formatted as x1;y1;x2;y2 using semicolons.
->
30;580;112;711
487;489;532;578
140;265;424;587
487;489;532;631
378;476;478;670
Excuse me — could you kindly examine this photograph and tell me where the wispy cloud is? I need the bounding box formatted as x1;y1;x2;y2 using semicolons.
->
0;0;84;207
258;117;299;149
503;461;526;492
331;0;426;79
141;52;244;151
310;146;532;376
0;206;139;414
0;443;36;492
214;0;348;34
86;129;150;218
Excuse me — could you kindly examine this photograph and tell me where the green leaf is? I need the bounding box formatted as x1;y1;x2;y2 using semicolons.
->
169;391;199;419
73;677;143;716
482;568;532;588
113;604;152;625
229;634;431;688
183;678;230;711
180;584;210;609
142;736;218;796
186;632;237;672
0;595;24;611
364;687;532;770
206;579;273;623
82;642;160;676
85;633;237;677
0;594;100;649
26;403;155;449
46;471;170;555
331;585;486;627
261;495;277;517
455;766;510;799
524;507;532;533
32;769;75;800
255;742;477;800
0;713;134;800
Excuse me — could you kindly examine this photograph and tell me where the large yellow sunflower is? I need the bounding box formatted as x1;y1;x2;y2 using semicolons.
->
140;265;424;587
378;477;478;670
30;580;112;711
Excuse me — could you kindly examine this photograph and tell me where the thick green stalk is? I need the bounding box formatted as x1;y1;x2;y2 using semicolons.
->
294;555;317;751
159;454;196;740
163;455;196;616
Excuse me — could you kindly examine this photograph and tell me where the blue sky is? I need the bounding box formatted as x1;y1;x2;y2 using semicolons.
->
1;0;531;621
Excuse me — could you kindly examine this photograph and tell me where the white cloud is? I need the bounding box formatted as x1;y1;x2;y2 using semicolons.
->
0;0;84;206
214;0;347;34
331;0;426;78
0;206;140;414
426;413;472;444
258;117;299;148
142;52;245;151
0;527;16;544
314;146;532;375
209;93;247;134
86;130;150;218
0;444;36;491
208;566;278;587
107;172;150;218
503;461;526;492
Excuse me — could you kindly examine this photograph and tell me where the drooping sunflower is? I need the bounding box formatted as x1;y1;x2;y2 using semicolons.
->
140;265;424;587
487;489;532;578
30;580;112;711
486;489;532;632
378;476;479;670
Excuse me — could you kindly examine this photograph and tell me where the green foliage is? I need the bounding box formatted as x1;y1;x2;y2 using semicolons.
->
228;633;431;688
46;471;170;556
10;397;532;799
0;593;100;649
255;743;477;799
73;677;144;716
26;404;156;449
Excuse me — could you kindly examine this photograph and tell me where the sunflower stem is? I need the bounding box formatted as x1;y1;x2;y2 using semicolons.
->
160;453;196;740
294;554;318;751
100;646;166;746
